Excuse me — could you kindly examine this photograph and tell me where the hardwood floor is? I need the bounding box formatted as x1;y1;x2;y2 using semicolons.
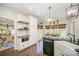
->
0;48;14;56
14;44;37;56
0;44;37;56
0;44;47;56
43;53;48;56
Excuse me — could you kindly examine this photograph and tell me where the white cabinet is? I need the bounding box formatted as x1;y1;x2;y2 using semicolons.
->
37;39;43;55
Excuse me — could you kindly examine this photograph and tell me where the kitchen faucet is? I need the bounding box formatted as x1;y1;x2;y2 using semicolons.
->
67;33;75;44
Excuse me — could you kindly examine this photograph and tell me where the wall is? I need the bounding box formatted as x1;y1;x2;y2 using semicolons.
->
15;14;29;50
28;15;38;48
75;17;79;41
66;16;79;42
0;5;17;49
17;15;38;51
0;5;38;51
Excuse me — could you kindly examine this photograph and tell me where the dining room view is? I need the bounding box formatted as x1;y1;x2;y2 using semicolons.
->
0;3;79;56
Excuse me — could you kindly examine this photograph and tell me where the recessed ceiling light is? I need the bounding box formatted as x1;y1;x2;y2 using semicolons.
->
29;7;32;10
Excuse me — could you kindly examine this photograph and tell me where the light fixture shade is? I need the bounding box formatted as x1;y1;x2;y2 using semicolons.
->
47;18;52;22
66;5;78;19
47;6;52;22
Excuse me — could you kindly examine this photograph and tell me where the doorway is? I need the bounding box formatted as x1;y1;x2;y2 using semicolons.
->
0;17;14;56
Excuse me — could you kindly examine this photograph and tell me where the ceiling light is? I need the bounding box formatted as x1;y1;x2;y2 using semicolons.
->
29;7;32;10
47;18;52;22
66;3;78;18
47;6;52;22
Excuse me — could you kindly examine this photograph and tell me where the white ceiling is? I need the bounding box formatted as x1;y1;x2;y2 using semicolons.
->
1;3;71;21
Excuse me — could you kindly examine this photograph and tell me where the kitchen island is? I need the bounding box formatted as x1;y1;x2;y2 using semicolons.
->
54;41;79;56
43;37;79;56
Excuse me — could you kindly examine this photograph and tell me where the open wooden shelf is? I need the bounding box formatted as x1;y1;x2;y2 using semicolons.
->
18;21;29;24
17;27;29;30
17;29;29;30
38;24;66;29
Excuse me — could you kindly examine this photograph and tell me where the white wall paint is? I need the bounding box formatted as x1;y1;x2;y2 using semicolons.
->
18;15;38;50
0;5;38;51
29;15;38;43
75;18;79;41
0;5;18;50
15;14;29;50
0;5;17;20
67;17;79;42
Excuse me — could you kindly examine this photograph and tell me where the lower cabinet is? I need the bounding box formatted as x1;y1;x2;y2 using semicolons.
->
43;39;54;56
15;44;37;56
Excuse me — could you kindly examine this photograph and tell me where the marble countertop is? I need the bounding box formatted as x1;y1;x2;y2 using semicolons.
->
54;41;79;56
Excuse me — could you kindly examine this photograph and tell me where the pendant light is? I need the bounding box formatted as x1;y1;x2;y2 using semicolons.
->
47;6;52;22
6;19;9;28
66;3;78;19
